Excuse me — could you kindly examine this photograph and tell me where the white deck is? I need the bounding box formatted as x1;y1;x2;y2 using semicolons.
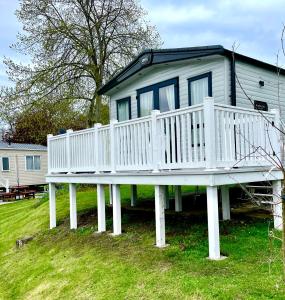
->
46;97;283;260
46;166;283;186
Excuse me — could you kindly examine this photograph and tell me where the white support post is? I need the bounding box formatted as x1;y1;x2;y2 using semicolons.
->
272;180;283;230
221;186;231;221
131;185;137;207
47;134;53;174
204;97;217;170
164;185;170;210
5;179;9;193
97;184;106;232
112;184;121;235
151;110;160;173
175;186;182;212
110;119;118;173
155;185;166;247
207;186;221;260
69;183;77;229
94;123;102;173
109;184;113;205
49;183;56;229
66;129;73;174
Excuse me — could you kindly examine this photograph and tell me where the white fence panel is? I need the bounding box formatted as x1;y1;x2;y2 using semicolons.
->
48;135;68;172
69;128;96;172
215;104;275;167
98;125;111;171
157;105;205;169
115;117;153;171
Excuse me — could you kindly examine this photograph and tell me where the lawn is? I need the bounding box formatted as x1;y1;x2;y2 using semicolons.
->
0;185;284;299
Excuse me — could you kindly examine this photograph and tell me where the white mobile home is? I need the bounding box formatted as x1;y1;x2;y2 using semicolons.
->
0;142;47;191
46;45;284;260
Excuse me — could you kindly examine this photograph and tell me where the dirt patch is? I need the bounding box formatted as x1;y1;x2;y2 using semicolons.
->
74;191;272;230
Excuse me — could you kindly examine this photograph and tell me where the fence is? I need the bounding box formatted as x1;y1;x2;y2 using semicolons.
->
48;97;278;173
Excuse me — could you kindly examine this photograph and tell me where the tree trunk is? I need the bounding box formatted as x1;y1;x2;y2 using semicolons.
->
87;92;103;127
95;94;102;124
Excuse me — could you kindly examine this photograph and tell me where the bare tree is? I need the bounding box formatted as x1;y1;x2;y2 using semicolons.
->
1;0;161;126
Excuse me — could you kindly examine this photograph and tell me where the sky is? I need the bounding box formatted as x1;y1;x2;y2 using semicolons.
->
0;0;285;86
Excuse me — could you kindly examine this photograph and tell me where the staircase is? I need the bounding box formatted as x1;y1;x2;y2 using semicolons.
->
245;184;275;205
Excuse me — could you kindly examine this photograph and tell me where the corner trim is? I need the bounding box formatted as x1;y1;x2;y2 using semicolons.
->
230;55;236;106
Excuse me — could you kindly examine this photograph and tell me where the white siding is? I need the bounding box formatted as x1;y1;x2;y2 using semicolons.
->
109;56;229;120
108;55;285;122
235;61;285;120
0;149;48;187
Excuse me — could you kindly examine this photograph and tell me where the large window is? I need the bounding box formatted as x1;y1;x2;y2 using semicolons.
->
137;77;179;117
2;157;9;171
26;155;41;171
188;72;212;105
117;97;131;122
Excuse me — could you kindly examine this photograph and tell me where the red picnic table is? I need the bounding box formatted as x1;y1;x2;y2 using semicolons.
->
10;186;36;199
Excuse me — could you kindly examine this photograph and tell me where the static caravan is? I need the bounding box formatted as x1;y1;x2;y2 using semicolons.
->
101;45;285;121
0;141;47;191
46;45;285;260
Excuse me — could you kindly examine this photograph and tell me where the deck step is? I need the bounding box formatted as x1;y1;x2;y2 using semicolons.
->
259;201;275;205
252;193;273;197
246;185;272;189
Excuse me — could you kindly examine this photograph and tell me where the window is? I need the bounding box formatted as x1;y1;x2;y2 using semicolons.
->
137;77;179;117
2;157;9;171
188;72;212;105
139;91;153;117
26;155;41;171
117;97;131;122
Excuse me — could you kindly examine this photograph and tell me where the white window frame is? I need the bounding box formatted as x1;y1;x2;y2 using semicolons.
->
1;157;10;172
25;155;41;171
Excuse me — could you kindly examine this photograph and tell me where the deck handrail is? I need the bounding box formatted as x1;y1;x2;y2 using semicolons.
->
47;97;280;174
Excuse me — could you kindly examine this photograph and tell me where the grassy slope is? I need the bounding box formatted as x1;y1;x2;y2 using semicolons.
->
0;185;284;299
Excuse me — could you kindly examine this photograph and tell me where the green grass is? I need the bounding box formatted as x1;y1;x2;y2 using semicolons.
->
0;185;284;299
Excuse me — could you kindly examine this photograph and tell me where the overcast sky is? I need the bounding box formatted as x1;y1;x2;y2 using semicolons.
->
0;0;284;86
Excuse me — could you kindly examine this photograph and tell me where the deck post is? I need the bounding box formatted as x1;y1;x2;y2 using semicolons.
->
164;185;170;210
131;185;137;207
5;179;9;193
112;184;121;235
175;186;182;212
110;119;118;173
272;180;283;230
155;185;166;247
94;123;102;174
109;184;113;205
97;184;106;232
207;186;221;259
47;134;53;174
204;97;217;170
66;129;73;174
49;183;56;229
221;186;230;220
151;110;160;173
69;183;77;229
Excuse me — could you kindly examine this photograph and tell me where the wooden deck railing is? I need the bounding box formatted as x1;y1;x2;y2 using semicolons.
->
47;97;279;174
